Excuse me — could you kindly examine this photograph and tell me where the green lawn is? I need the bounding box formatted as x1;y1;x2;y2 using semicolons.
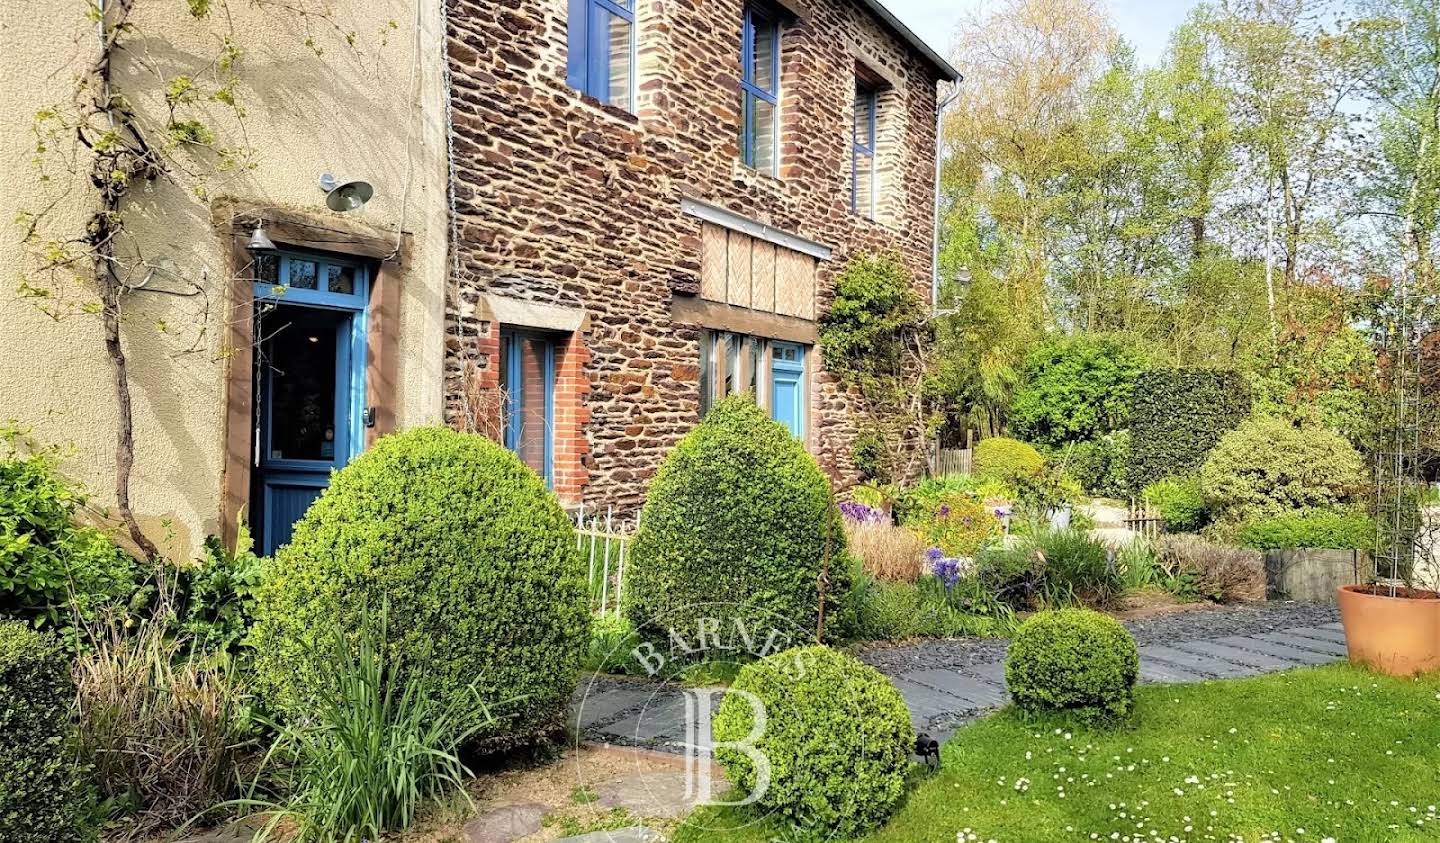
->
678;664;1440;842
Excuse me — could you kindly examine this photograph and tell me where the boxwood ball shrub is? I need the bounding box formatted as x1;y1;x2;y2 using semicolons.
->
1127;368;1250;491
249;427;589;746
1142;475;1210;533
626;397;850;651
973;437;1046;488
0;622;96;843
1005;609;1139;723
1200;417;1366;523
713;645;913;837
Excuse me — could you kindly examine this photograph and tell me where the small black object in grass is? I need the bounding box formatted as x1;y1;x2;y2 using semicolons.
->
915;733;941;771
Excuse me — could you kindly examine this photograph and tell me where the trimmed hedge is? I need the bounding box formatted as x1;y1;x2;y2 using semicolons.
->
626;397;850;652
1236;509;1375;551
973;437;1046;489
1054;432;1130;498
1127;368;1250;491
1142;475;1210;533
249;427;590;746
0;622;95;842
1200;417;1366;523
713;645;913;837
1005;609;1138;723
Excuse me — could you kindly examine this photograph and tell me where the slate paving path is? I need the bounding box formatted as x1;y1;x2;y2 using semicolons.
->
572;604;1345;752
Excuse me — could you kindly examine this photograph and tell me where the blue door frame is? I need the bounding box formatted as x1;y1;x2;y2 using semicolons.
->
251;251;370;555
769;341;805;439
501;329;557;487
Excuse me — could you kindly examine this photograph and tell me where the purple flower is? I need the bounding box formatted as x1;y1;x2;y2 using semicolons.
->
926;546;944;562
840;501;886;525
931;555;963;589
939;504;951;517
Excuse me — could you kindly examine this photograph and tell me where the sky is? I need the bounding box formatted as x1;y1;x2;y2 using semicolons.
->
882;0;1200;68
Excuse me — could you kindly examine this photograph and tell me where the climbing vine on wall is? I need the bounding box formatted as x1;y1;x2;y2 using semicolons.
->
818;252;936;485
14;1;382;559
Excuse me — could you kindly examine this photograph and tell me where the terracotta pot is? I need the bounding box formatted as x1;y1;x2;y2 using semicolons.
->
1337;585;1440;676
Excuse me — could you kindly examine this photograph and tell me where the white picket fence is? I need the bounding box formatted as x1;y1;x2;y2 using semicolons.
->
574;503;637;618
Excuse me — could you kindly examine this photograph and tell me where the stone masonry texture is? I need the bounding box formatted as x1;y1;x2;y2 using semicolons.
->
444;0;943;511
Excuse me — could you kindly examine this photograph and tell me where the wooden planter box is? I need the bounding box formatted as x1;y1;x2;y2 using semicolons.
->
1264;548;1372;603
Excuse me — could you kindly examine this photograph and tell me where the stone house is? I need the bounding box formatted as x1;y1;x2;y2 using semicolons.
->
444;0;959;512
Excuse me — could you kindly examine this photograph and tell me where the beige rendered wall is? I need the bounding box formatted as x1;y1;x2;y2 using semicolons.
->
0;1;448;559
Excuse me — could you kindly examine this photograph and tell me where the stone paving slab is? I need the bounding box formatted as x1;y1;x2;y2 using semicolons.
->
1253;630;1348;657
602;695;687;743
555;828;663;843
1140;644;1259;678
577;687;651;729
967;660;1009;685
1138;658;1210;684
906;668;1008;707
1168;639;1303;671
465;803;548;843
1285;626;1349;645
1214;635;1335;665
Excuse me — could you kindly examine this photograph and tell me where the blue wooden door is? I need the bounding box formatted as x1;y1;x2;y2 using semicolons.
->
770;342;805;439
251;252;368;555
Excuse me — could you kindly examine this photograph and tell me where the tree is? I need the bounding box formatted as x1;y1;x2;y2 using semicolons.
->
1010;334;1148;447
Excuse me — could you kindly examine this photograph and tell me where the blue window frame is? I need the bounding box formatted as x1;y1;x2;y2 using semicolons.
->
698;331;806;440
740;4;780;174
852;82;878;217
500;329;557;486
566;0;635;109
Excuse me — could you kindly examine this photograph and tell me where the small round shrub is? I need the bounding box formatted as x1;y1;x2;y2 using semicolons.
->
249;427;589;746
713;645;913;837
626;397;850;652
973;437;1046;488
0;622;96;842
1200;417;1366;522
1005;609;1139;722
1143;475;1210;533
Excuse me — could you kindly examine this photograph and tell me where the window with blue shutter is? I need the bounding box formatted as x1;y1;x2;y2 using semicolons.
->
566;0;635;110
740;4;780;174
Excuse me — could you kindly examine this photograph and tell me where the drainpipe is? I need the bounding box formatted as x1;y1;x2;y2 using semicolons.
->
931;82;962;311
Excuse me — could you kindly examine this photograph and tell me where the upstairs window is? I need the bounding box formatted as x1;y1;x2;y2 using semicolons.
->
566;0;635;110
852;81;877;217
740;4;780;174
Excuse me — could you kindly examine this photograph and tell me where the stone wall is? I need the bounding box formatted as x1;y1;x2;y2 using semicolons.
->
444;0;944;511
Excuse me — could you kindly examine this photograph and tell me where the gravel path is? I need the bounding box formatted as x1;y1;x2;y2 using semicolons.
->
573;601;1346;751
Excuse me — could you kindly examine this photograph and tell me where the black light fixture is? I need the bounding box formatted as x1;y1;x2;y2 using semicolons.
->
914;733;941;772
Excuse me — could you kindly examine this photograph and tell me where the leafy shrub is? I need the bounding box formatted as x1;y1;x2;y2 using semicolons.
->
1143;476;1210;533
168;527;263;660
245;607;492;842
844;519;927;582
904;493;1002;558
1054;432;1130;498
249;427;589;747
894;474;1013;525
1200;417;1366;523
1011;335;1147;448
973;437;1046;488
713;646;913;837
976;529;1120;609
1114;538;1161;590
581;614;640;674
851;572;1012;641
1127;368;1250;491
1;435;141;645
626;397;849;652
0;622;96;842
75;620;255;835
1155;534;1265;603
1236;509;1375;551
1005;609;1139;723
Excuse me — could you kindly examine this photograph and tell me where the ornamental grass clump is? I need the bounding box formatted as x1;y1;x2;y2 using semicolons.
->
713;645;913;838
248;426;589;749
1005;608;1139;724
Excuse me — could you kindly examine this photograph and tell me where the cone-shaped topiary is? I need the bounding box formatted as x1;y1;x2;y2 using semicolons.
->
713;645;914;838
248;427;589;747
625;396;849;657
1005;608;1139;723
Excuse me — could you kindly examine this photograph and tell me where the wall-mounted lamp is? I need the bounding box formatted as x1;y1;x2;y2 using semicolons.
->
245;224;277;252
319;172;374;213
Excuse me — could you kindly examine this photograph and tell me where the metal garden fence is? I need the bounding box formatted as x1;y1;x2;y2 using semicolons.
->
573;503;637;618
